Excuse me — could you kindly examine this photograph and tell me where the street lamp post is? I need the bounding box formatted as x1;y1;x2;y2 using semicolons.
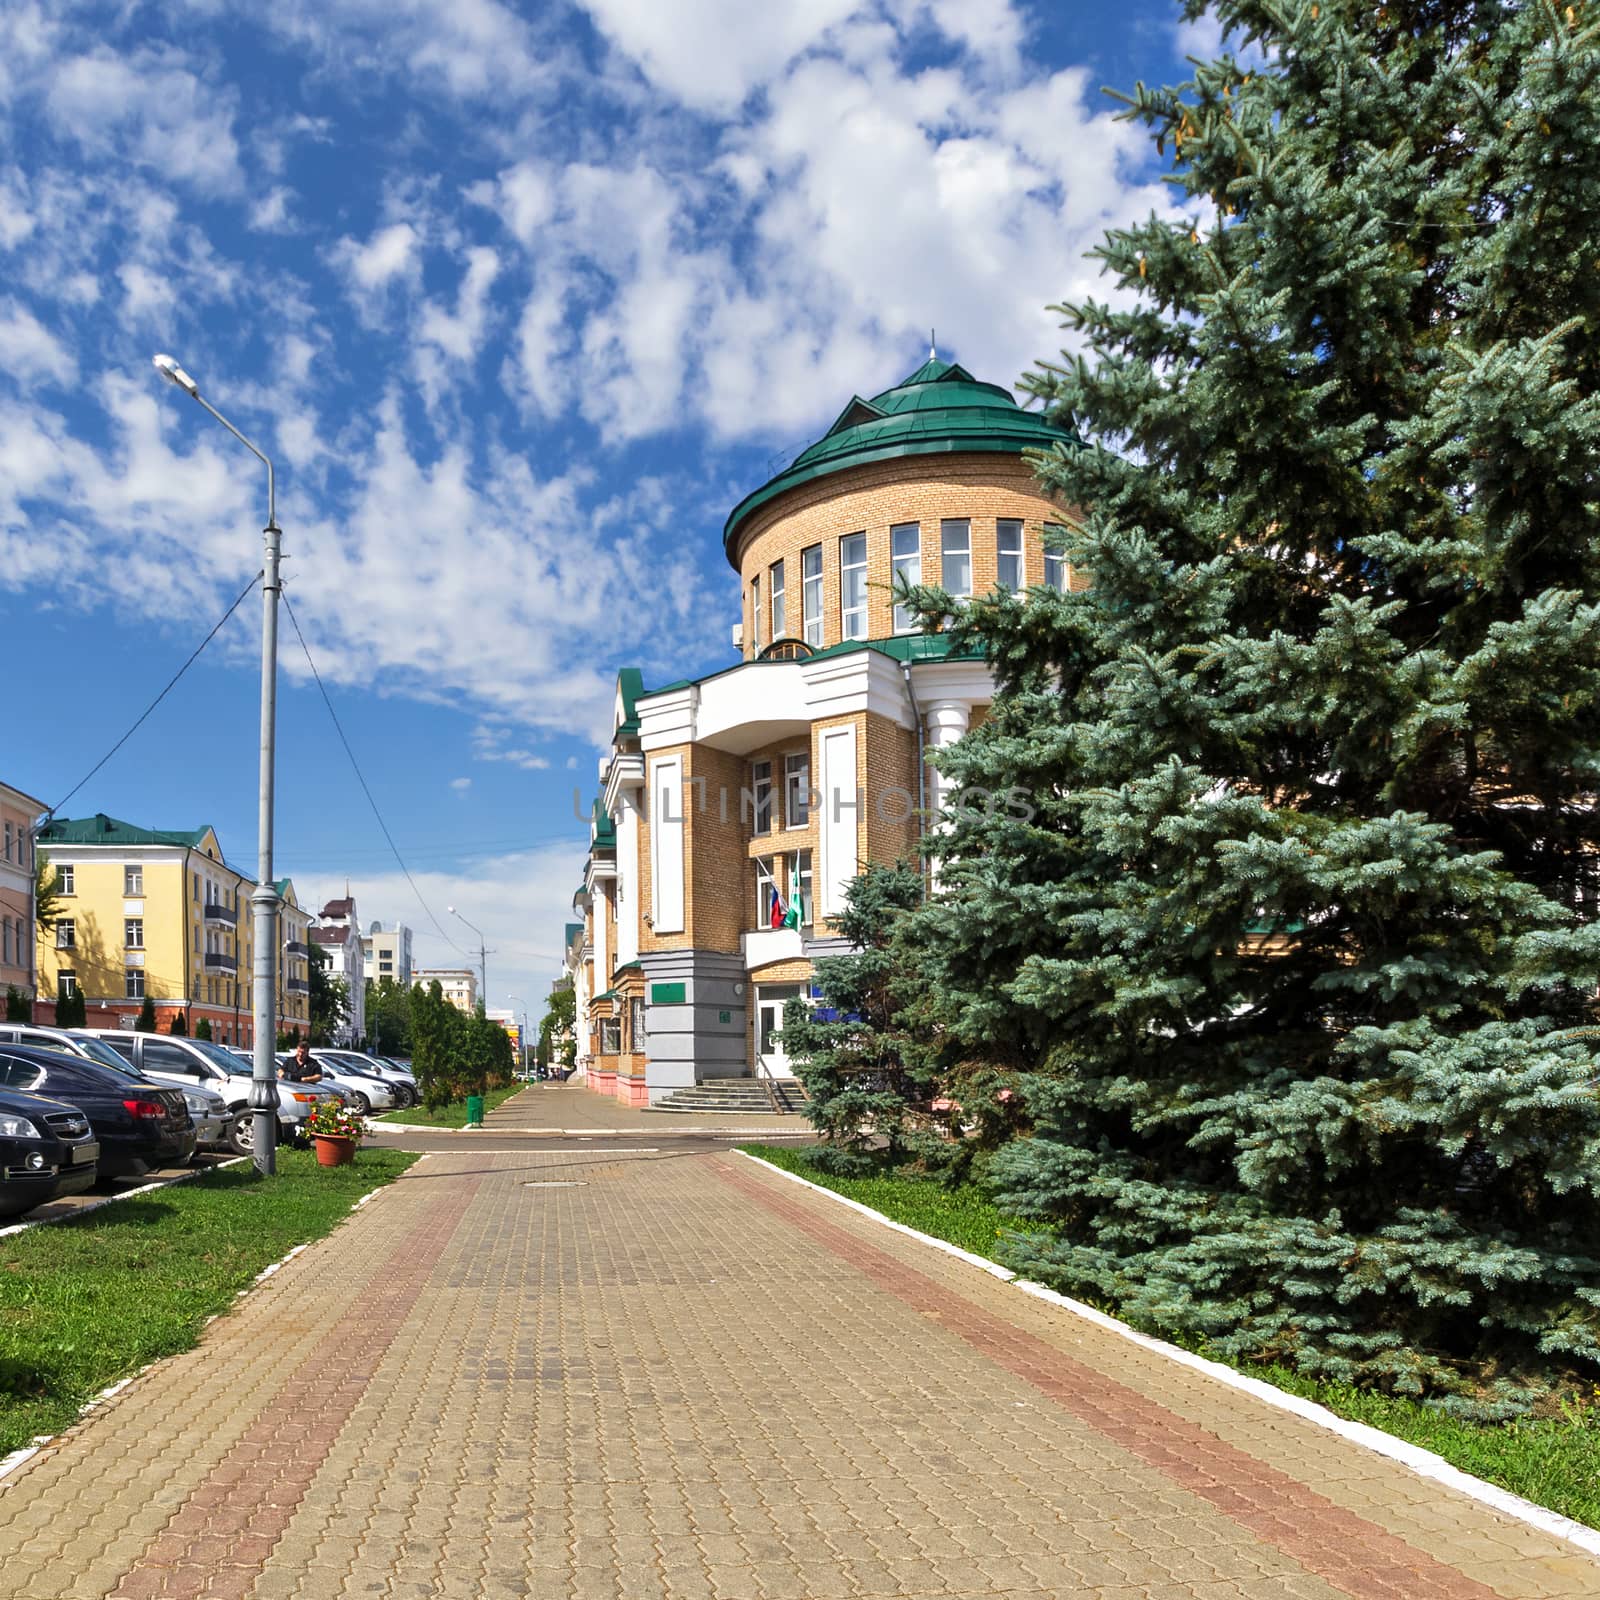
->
506;994;529;1076
446;905;489;1014
153;353;281;1176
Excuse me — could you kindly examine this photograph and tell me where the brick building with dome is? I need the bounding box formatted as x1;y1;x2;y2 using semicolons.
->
564;355;1078;1106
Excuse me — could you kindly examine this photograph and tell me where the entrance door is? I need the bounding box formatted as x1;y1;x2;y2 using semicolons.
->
755;984;802;1078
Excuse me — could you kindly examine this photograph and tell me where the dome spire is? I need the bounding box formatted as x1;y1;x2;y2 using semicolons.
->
929;328;936;361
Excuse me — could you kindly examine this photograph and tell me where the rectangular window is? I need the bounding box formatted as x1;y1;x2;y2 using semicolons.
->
754;855;782;929
891;522;921;632
599;1018;621;1054
125;865;144;896
1044;524;1069;591
125;918;144;949
57;971;78;1000
769;559;785;640
58;864;74;896
749;759;774;836
941;519;972;598
997;519;1024;594
2;918;10;965
801;544;823;646
784;751;810;828
840;532;868;639
192;871;199;901
3;822;11;860
796;849;813;925
750;575;761;654
629;997;645;1054
125;969;145;1000
57;918;76;950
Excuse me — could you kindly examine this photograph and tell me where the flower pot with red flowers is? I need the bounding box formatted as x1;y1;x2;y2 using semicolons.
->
303;1099;366;1167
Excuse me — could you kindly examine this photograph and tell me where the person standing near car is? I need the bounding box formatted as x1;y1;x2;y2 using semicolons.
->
279;1041;322;1084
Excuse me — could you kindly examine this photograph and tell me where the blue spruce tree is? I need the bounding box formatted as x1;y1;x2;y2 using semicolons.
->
903;0;1600;1412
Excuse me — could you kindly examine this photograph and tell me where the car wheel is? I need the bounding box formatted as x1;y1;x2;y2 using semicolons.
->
395;1084;416;1108
227;1112;254;1157
351;1091;371;1114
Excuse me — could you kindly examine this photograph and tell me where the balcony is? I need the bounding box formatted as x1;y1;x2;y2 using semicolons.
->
204;901;237;927
286;976;309;993
285;939;309;956
204;952;238;972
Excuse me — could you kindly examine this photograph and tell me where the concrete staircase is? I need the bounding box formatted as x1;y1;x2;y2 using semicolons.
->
649;1078;809;1115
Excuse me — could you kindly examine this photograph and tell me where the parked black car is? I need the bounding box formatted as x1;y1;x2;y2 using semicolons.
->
0;1084;100;1218
0;1043;196;1179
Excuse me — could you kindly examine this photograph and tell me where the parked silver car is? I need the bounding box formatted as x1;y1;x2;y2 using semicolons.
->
301;1051;396;1113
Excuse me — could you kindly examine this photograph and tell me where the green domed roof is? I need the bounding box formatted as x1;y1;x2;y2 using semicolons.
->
722;357;1076;564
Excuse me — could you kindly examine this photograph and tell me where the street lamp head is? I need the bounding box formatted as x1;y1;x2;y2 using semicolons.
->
152;353;199;397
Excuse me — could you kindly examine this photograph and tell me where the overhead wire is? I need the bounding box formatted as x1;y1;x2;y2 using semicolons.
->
279;588;467;958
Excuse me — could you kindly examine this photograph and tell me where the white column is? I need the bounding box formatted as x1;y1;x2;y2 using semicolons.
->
924;699;970;818
924;699;970;889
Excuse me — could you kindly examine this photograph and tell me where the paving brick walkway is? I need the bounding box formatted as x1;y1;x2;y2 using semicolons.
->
1;1145;1593;1600
480;1081;814;1134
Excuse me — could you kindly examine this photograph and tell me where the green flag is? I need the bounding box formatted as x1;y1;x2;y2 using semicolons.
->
781;860;803;929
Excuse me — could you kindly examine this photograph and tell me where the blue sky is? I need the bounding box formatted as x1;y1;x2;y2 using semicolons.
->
0;0;1218;1010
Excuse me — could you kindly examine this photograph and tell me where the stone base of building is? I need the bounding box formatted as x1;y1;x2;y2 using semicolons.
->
638;948;751;1103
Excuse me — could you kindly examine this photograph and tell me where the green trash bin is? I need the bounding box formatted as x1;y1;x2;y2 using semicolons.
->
465;1093;485;1126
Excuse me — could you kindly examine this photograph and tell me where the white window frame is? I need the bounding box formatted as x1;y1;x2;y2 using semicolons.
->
769;559;785;640
3;822;11;860
57;918;76;950
125;968;145;1000
997;519;1024;595
58;971;78;999
891;522;921;632
801;544;823;646
125;918;144;949
2;918;10;965
941;519;972;599
840;532;868;640
750;575;761;654
1044;523;1069;592
749;759;774;837
125;865;144;896
57;864;74;896
784;751;810;829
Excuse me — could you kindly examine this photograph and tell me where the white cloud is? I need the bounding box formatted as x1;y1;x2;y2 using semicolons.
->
0;300;75;387
43;47;243;195
333;220;420;302
249;186;295;232
450;776;472;790
577;0;862;112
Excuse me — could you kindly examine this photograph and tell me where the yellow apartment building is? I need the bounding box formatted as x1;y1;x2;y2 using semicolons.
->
35;813;312;1044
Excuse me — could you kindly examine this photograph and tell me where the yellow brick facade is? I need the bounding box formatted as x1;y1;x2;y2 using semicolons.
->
736;455;1073;660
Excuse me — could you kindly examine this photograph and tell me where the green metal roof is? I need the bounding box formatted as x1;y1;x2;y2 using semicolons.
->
635;629;984;706
615;667;645;736
40;813;212;848
592;799;616;850
722;357;1077;564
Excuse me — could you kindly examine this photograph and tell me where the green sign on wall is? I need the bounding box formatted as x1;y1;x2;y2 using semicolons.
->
650;982;687;1005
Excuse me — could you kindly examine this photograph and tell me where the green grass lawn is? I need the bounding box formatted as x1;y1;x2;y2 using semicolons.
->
741;1143;1600;1531
378;1083;526;1128
0;1146;416;1457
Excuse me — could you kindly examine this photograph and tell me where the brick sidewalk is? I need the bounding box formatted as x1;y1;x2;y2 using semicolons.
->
481;1080;815;1134
1;1146;1593;1599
